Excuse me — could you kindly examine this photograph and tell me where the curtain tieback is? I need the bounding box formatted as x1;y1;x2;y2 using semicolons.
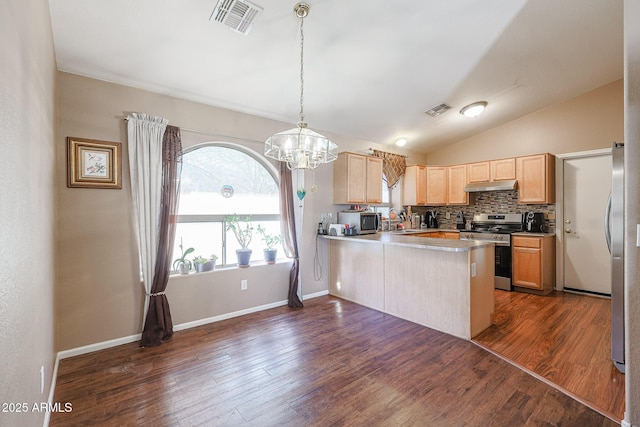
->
147;292;166;297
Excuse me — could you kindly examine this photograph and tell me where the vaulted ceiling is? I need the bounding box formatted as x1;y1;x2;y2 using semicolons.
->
48;0;623;154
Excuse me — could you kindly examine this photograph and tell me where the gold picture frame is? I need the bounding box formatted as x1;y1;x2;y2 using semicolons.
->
67;137;122;189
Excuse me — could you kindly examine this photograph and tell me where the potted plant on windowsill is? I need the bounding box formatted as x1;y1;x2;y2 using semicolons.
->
226;214;253;268
193;254;218;273
256;225;282;265
172;238;195;275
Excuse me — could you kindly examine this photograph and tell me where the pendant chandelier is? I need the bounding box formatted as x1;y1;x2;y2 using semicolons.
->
264;2;338;170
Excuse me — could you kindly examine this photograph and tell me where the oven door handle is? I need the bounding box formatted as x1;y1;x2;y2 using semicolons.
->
494;241;510;247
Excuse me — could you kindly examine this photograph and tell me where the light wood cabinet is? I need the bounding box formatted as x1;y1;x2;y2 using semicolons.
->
447;164;469;205
491;158;516;181
468;158;516;183
512;235;555;294
365;156;383;203
333;152;383;204
443;232;460;240
516;154;555;204
468;162;490;183
403;165;427;205
426;166;448;205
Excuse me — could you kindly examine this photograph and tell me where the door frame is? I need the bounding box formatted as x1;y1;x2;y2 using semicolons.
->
555;148;611;292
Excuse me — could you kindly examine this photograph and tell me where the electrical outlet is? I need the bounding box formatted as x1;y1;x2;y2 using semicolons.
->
445;212;451;219
241;279;247;291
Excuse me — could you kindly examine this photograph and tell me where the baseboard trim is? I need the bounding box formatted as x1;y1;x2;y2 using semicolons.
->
304;290;329;300
42;352;62;427
173;299;289;331
58;333;143;360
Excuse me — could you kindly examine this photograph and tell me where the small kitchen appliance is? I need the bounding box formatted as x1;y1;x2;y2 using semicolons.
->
328;224;345;236
426;210;438;228
455;211;465;230
337;210;380;235
523;212;545;232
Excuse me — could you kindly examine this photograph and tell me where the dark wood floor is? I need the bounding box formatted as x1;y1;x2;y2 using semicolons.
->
51;295;617;426
474;290;625;422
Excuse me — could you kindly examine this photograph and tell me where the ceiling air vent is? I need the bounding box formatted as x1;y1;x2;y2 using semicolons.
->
425;103;451;117
210;0;264;35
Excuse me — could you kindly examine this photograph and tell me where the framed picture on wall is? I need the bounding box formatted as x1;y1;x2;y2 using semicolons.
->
67;137;122;189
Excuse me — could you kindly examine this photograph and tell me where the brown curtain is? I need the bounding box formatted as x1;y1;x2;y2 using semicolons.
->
372;150;407;188
140;125;183;346
279;162;303;308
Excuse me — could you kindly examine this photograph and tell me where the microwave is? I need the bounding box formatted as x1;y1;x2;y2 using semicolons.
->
337;211;380;235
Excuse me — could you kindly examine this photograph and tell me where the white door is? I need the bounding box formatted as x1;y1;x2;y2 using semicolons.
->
562;154;612;295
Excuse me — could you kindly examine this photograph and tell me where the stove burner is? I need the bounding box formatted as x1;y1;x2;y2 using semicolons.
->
460;213;524;246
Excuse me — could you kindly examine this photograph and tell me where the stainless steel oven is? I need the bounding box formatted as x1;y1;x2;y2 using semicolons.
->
459;213;523;291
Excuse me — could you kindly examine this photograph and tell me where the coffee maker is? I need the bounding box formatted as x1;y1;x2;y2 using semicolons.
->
523;212;545;232
426;210;438;228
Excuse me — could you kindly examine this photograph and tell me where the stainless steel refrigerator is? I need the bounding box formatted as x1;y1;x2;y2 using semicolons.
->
606;142;625;373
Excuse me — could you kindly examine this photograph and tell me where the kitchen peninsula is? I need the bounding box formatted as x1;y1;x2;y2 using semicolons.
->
324;232;495;340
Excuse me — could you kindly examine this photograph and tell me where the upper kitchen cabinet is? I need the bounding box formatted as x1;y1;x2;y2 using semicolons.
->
491;158;516;181
516;154;555;204
425;166;447;205
468;162;490;183
403;164;427;206
468;158;516;183
447;164;469;205
333;152;383;204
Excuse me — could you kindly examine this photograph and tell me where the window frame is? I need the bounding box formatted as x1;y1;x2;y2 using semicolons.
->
175;142;282;268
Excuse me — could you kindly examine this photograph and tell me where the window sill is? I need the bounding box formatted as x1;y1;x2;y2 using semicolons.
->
169;258;293;278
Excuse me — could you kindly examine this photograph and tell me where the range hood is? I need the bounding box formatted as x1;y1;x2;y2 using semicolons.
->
464;179;518;193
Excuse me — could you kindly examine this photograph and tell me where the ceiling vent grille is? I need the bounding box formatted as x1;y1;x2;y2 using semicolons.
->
425;103;451;117
210;0;264;35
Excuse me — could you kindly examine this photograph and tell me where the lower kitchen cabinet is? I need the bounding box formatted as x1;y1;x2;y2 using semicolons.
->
512;235;555;294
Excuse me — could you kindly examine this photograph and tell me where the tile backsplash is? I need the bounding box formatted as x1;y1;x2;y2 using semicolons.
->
409;190;556;232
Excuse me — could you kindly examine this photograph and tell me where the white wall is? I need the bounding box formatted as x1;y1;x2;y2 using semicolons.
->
0;0;57;426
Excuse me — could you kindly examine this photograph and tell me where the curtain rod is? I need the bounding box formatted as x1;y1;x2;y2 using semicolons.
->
122;116;265;145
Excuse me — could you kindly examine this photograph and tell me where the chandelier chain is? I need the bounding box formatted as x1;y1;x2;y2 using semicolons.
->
299;15;305;124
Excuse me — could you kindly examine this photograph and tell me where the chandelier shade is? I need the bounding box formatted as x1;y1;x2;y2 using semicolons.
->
265;122;338;170
264;2;338;170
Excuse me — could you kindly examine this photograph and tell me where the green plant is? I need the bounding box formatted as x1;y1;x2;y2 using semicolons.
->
172;238;195;271
192;255;207;265
225;214;253;249
256;225;282;250
193;254;218;265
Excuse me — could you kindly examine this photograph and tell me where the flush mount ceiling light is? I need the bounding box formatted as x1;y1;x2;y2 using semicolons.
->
395;138;407;147
460;101;488;118
264;2;338;170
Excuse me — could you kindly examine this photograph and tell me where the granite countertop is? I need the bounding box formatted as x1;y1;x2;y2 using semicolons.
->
321;232;492;252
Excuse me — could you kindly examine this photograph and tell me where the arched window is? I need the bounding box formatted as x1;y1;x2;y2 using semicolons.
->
172;143;283;269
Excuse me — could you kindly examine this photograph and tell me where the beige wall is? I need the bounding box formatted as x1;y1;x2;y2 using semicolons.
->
0;0;57;426
427;79;624;165
55;72;422;351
